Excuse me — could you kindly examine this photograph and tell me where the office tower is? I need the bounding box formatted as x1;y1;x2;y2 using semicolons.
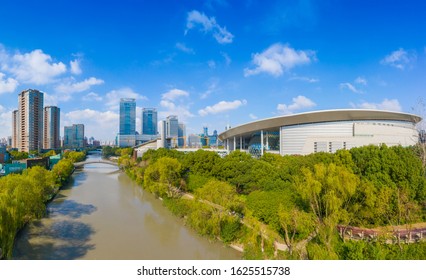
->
118;98;136;147
18;89;44;152
119;98;136;135
165;115;179;148
43;106;60;149
12;110;19;148
142;108;158;135
64;124;85;149
178;123;186;147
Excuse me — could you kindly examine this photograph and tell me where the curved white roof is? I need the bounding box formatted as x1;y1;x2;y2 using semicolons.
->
218;109;422;140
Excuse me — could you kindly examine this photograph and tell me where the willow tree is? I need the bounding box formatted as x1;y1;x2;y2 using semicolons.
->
295;163;359;247
144;157;182;197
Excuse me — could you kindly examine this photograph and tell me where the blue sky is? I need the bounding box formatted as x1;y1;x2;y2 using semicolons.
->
1;0;425;142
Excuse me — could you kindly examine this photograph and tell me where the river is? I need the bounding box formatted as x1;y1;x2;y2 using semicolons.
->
13;153;242;260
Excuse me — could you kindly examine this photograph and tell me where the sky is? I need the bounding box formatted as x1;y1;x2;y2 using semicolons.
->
0;0;425;142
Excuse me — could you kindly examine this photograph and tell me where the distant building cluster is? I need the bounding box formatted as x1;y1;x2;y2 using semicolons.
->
12;89;60;152
117;98;159;147
8;89;103;153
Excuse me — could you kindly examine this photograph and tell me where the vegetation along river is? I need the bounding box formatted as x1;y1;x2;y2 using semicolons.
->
13;153;241;260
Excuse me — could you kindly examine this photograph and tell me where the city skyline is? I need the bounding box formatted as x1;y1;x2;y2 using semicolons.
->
1;1;426;141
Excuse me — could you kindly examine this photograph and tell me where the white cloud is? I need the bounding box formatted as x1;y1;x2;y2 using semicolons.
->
186;10;234;44
70;59;82;75
249;113;258;120
221;52;231;66
162;88;190;101
198;99;247;116
381;48;416;70
340;82;362;94
355;76;367;85
63;109;119;141
244;43;316;77
82;92;103;102
55;77;104;94
175;42;194;54
105;88;147;110
200;79;219;99
0;105;13;138
7;49;67;84
288;76;319;83
159;88;193;121
0;72;19;94
277;95;316;115
351;98;402;112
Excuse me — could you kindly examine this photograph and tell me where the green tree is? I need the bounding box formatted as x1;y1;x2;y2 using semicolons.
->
278;205;315;255
144;157;182;197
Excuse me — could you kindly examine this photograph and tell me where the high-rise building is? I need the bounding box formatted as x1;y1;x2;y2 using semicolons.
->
119;98;136;135
64;124;85;149
118;98;136;147
142;108;158;135
17;89;44;152
12;110;19;149
166;115;179;148
178;123;186;147
43;106;60;149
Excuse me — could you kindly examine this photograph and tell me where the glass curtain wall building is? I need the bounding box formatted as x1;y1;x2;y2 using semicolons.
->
119;98;136;135
64;124;85;149
142;108;157;135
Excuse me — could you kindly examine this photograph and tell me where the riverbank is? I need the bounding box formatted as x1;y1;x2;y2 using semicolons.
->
13;154;240;260
0;152;82;259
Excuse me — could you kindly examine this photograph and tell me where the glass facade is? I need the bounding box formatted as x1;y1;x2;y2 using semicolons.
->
142;108;157;135
119;98;136;135
64;124;85;149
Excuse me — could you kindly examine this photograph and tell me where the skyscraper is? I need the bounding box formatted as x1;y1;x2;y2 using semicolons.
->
43;106;60;149
119;98;136;135
159;116;180;148
17;89;44;152
178;123;186;147
64;124;85;149
118;98;136;147
142;108;157;135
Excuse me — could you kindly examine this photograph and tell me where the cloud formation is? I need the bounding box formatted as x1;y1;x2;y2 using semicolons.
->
175;42;195;54
105;88;147;110
4;49;67;85
381;48;416;70
82;92;103;102
198;99;247;116
351;98;402;111
160;88;193;121
64;109;119;140
70;59;82;75
244;43;315;77
340;76;368;94
55;77;104;94
277;95;316;115
340;82;362;94
186;10;234;44
0;72;19;94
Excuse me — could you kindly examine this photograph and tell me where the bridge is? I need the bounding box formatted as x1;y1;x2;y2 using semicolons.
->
74;159;118;167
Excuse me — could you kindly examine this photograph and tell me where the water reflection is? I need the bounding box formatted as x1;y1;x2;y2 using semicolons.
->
13;154;241;260
14;220;95;260
48;200;97;219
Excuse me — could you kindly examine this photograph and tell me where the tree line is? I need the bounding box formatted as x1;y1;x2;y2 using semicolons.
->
0;151;86;259
120;144;426;259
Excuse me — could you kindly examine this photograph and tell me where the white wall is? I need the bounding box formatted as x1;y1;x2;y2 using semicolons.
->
280;120;418;155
